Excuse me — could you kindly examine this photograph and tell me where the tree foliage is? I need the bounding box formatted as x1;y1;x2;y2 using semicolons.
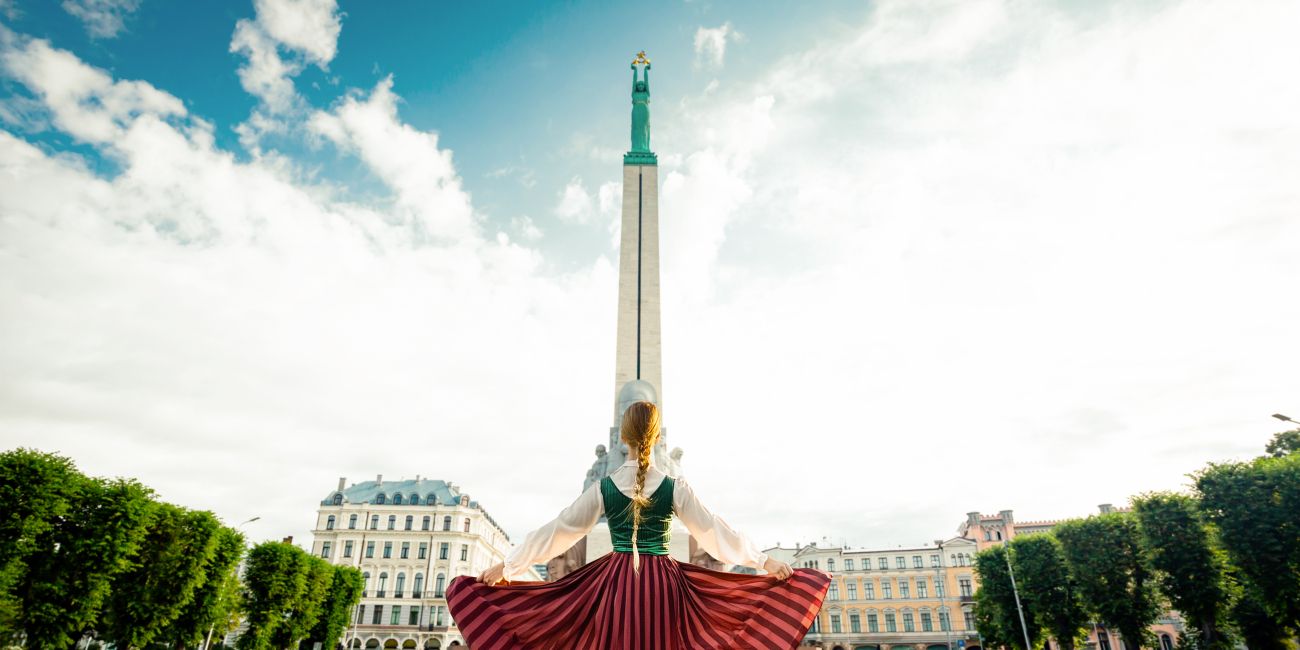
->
1196;454;1300;629
1132;492;1233;649
307;566;364;650
1054;514;1161;647
239;542;335;650
0;449;81;639
1010;534;1088;650
269;554;332;650
973;545;1039;650
168;526;246;649
1264;428;1300;458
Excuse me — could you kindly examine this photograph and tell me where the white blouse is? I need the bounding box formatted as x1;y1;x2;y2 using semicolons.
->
502;460;771;580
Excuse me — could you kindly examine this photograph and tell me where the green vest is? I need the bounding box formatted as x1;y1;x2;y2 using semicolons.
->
601;475;674;555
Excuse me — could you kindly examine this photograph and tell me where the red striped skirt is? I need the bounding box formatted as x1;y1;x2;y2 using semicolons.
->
446;552;830;649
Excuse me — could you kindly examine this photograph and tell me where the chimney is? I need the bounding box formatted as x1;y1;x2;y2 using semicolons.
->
376;474;383;486
337;477;346;491
1099;503;1114;514
415;474;421;482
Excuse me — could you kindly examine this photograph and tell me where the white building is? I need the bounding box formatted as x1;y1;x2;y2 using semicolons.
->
310;475;537;650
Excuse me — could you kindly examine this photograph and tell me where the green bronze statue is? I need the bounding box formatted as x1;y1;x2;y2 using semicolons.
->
625;51;657;165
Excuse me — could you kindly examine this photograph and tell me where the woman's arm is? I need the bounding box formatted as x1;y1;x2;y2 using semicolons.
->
672;477;771;570
500;482;602;580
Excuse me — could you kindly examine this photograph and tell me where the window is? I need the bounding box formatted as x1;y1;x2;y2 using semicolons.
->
365;541;375;558
427;493;438;506
830;614;841;633
996;531;1002;540
418;542;428;559
460;544;468;561
885;612;897;632
845;558;854;571
917;578;928;598
849;611;861;633
395;573;406;597
959;578;973;597
393;493;403;505
409;493;419;505
439;542;449;559
377;572;388;597
349;514;358;529
1160;635;1174;650
464;518;471;533
434;573;446;597
829;583;840;600
935;578;945;597
963;611;974;630
434;605;444;626
903;610;914;632
864;581;876;599
878;557;888;570
375;494;386;505
983;531;991;541
899;578;910;599
422;515;431;531
847;583;858;600
387;515;396;530
827;558;835;572
390;605;401;625
401;542;410;559
321;541;332;558
405;515;414;530
371;605;383;625
370;515;379;529
882;580;892;599
809;617;820;634
895;556;905;569
332;493;343;505
413;573;424;597
930;554;940;567
867;611;879;632
443;516;452;531
326;515;335;530
921;611;933;631
1098;632;1112;650
343;540;354;558
356;604;365;624
409;606;420;625
912;555;922;568
383;541;393;559
940;611;951;631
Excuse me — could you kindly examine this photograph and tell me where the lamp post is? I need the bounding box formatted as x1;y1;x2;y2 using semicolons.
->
1004;545;1033;650
1272;413;1297;426
204;516;260;650
933;539;952;650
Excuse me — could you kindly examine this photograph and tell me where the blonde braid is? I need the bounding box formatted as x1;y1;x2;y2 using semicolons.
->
620;400;661;573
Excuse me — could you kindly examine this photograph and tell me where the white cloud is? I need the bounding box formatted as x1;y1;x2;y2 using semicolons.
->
251;0;341;66
693;22;740;68
553;176;594;224
61;0;141;39
510;215;543;241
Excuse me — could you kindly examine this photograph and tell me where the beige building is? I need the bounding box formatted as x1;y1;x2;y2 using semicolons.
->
779;537;983;650
309;475;538;650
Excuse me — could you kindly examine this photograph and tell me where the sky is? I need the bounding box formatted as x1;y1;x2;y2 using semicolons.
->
1;0;1298;553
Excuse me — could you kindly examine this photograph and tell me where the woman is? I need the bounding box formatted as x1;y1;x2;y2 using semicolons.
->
446;401;830;649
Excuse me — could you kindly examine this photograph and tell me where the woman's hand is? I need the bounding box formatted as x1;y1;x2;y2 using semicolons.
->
478;562;506;586
763;557;793;580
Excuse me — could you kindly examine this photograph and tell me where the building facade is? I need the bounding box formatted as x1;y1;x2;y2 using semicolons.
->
310;475;537;649
781;538;983;650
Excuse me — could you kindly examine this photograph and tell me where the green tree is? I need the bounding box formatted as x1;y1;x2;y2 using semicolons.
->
169;527;246;649
973;545;1040;649
1228;578;1292;650
0;449;81;639
1265;428;1300;458
306;566;364;650
100;505;223;649
19;476;153;649
239;542;308;650
269;555;332;650
1196;454;1300;629
1055;514;1161;648
1011;535;1088;650
973;587;1018;649
1132;493;1233;648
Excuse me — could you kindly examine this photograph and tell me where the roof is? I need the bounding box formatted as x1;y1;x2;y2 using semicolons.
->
322;478;462;507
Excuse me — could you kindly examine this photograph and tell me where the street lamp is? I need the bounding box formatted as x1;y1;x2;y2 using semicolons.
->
1004;546;1033;650
933;540;952;650
1272;413;1297;426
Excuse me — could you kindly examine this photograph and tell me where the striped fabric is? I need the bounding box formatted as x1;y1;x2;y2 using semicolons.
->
447;552;830;649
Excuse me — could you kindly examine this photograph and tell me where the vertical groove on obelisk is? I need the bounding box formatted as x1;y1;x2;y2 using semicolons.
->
636;168;643;380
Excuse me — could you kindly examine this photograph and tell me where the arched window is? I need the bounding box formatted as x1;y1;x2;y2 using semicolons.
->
995;531;1003;540
463;518;471;533
1098;631;1112;650
443;516;452;531
410;493;419;504
983;531;991;541
428;493;438;505
950;554;957;566
405;515;414;530
1160;635;1174;650
395;573;406;596
332;493;343;505
422;516;431;531
369;514;379;529
326;515;335;530
378;572;389;596
348;514;358;529
393;493;403;505
413;573;424;596
435;573;446;597
388;515;396;530
375;493;386;505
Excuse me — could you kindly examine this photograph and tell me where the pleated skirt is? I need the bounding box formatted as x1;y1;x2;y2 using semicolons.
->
446;552;830;650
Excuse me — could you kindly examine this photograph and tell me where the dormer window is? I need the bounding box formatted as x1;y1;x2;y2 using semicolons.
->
428;494;438;505
410;493;419;504
375;494;386;505
332;493;343;505
393;493;403;505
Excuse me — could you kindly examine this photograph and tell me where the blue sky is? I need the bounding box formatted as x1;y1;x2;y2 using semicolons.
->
1;0;1298;551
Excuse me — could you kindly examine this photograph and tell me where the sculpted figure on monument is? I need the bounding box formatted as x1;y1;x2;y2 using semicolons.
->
629;54;651;153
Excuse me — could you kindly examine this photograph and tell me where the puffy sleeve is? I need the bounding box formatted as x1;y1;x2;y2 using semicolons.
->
672;477;770;570
502;482;603;580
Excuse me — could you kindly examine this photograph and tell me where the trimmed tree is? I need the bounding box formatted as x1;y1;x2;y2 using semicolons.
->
307;566;365;650
973;544;1040;649
1196;453;1300;628
169;526;246;649
239;542;309;650
1228;577;1292;650
1055;514;1161;648
1010;534;1088;650
100;505;223;649
0;449;81;639
269;554;332;650
1132;492;1233;649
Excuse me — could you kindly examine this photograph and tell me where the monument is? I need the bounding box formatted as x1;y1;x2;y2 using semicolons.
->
547;53;697;580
